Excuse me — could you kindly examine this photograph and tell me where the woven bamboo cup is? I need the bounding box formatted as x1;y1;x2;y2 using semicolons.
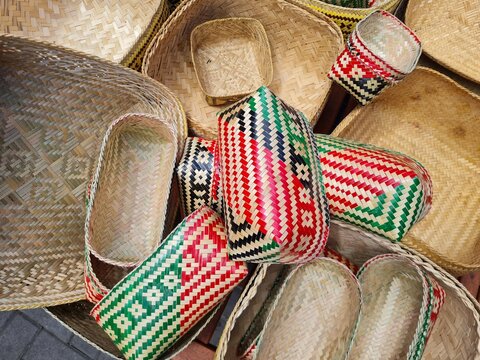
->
350;254;445;360
0;35;187;311
293;0;401;37
191;18;273;106
332;67;480;276
143;0;343;139
405;0;480;84
0;0;170;70
253;259;361;360
215;220;480;360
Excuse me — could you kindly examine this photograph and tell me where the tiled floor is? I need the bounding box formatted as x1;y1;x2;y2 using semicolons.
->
0;309;115;360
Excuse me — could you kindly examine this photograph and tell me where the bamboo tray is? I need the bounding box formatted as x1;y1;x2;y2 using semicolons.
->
143;0;343;139
0;35;186;310
0;0;170;70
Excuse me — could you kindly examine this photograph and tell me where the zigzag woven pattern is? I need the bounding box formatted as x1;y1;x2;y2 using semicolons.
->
218;86;329;263
90;206;247;360
177;134;431;242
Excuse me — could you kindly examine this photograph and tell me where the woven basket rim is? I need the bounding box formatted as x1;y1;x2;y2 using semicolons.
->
297;0;400;17
404;0;480;84
332;66;480;273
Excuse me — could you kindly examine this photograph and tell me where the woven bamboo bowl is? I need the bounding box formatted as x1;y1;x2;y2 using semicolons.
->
332;67;480;276
405;0;480;84
0;0;170;70
0;35;186;310
254;259;361;360
216;220;480;360
85;114;177;268
143;0;343;139
191;18;273;106
293;0;401;37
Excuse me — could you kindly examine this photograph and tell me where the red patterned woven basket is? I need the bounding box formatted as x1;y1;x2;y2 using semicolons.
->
328;10;421;105
217;86;330;263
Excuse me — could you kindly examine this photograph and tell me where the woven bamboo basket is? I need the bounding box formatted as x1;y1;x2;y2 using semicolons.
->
0;35;187;310
350;255;445;360
0;0;170;71
332;67;480;276
216;220;480;360
329;10;421;105
253;259;361;360
293;0;401;37
405;0;480;84
143;0;343;139
191;18;273;106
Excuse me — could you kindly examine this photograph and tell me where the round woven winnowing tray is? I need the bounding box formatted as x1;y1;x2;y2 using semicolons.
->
0;0;170;70
0;35;186;310
215;220;480;360
332;67;480;276
405;0;480;84
143;0;343;139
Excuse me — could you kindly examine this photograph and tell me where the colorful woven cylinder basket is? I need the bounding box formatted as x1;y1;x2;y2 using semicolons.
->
217;86;330;263
178;133;431;243
89;206;248;360
328;10;421;105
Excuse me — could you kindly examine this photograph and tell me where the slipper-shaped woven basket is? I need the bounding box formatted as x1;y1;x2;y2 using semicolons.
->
350;254;445;360
143;0;343;139
191;18;273;106
405;0;480;84
217;87;330;263
293;0;401;37
216;220;480;360
0;35;186;311
0;0;170;70
253;259;361;360
332;67;480;276
84;114;177;302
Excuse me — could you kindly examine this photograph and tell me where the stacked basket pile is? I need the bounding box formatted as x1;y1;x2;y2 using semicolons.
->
0;0;479;359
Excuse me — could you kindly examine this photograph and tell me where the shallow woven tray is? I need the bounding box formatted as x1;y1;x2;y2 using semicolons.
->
405;0;480;84
143;0;343;139
294;0;401;37
0;35;186;310
332;67;480;276
0;0;170;70
191;18;273;105
255;259;360;359
216;220;480;360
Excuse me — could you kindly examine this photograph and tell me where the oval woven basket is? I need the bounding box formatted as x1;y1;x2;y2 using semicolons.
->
0;35;187;310
143;0;343;139
405;0;480;84
0;0;170;70
293;0;401;37
332;67;480;276
216;220;480;360
254;259;361;360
